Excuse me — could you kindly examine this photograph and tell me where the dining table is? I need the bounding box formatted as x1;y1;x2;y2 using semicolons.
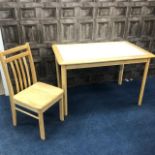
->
52;41;155;116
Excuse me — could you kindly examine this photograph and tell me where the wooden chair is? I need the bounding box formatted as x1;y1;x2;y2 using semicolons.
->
0;43;64;140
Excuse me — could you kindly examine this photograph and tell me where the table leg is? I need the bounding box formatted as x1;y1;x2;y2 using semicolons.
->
138;59;150;106
55;59;61;87
118;64;124;85
61;66;68;116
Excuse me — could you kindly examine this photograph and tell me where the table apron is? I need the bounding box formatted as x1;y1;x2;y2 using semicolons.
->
65;58;149;70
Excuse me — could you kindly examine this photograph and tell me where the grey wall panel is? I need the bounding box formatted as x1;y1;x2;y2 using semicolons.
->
0;0;155;86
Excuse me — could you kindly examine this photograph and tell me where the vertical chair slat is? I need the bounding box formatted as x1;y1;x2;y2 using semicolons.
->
22;57;31;86
14;60;24;91
26;43;37;84
9;62;20;93
19;58;27;89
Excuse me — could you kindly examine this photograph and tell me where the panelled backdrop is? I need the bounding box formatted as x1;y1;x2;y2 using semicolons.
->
0;0;155;86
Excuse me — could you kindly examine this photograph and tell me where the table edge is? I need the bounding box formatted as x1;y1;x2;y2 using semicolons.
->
52;41;155;66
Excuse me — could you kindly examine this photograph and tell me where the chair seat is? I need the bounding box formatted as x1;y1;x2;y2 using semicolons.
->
14;82;63;111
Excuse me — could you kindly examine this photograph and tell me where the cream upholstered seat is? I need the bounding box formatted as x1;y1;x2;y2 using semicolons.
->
0;43;64;140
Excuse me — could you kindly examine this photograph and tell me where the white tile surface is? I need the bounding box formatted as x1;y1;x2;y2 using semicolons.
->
57;41;147;62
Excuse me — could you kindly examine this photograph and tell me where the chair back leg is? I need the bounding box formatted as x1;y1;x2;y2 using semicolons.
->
10;100;17;126
59;97;64;121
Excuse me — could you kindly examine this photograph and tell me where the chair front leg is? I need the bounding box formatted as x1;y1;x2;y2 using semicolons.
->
59;97;64;121
38;112;45;140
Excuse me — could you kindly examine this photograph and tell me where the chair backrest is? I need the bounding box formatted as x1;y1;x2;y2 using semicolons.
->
0;43;37;97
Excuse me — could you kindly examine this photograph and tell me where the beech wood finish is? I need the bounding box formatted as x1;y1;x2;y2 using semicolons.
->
52;41;155;116
0;43;64;140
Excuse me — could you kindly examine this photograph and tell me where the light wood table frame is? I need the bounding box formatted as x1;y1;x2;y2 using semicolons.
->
52;41;155;116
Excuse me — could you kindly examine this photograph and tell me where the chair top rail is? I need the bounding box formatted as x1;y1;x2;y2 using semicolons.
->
5;51;29;63
1;43;28;56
